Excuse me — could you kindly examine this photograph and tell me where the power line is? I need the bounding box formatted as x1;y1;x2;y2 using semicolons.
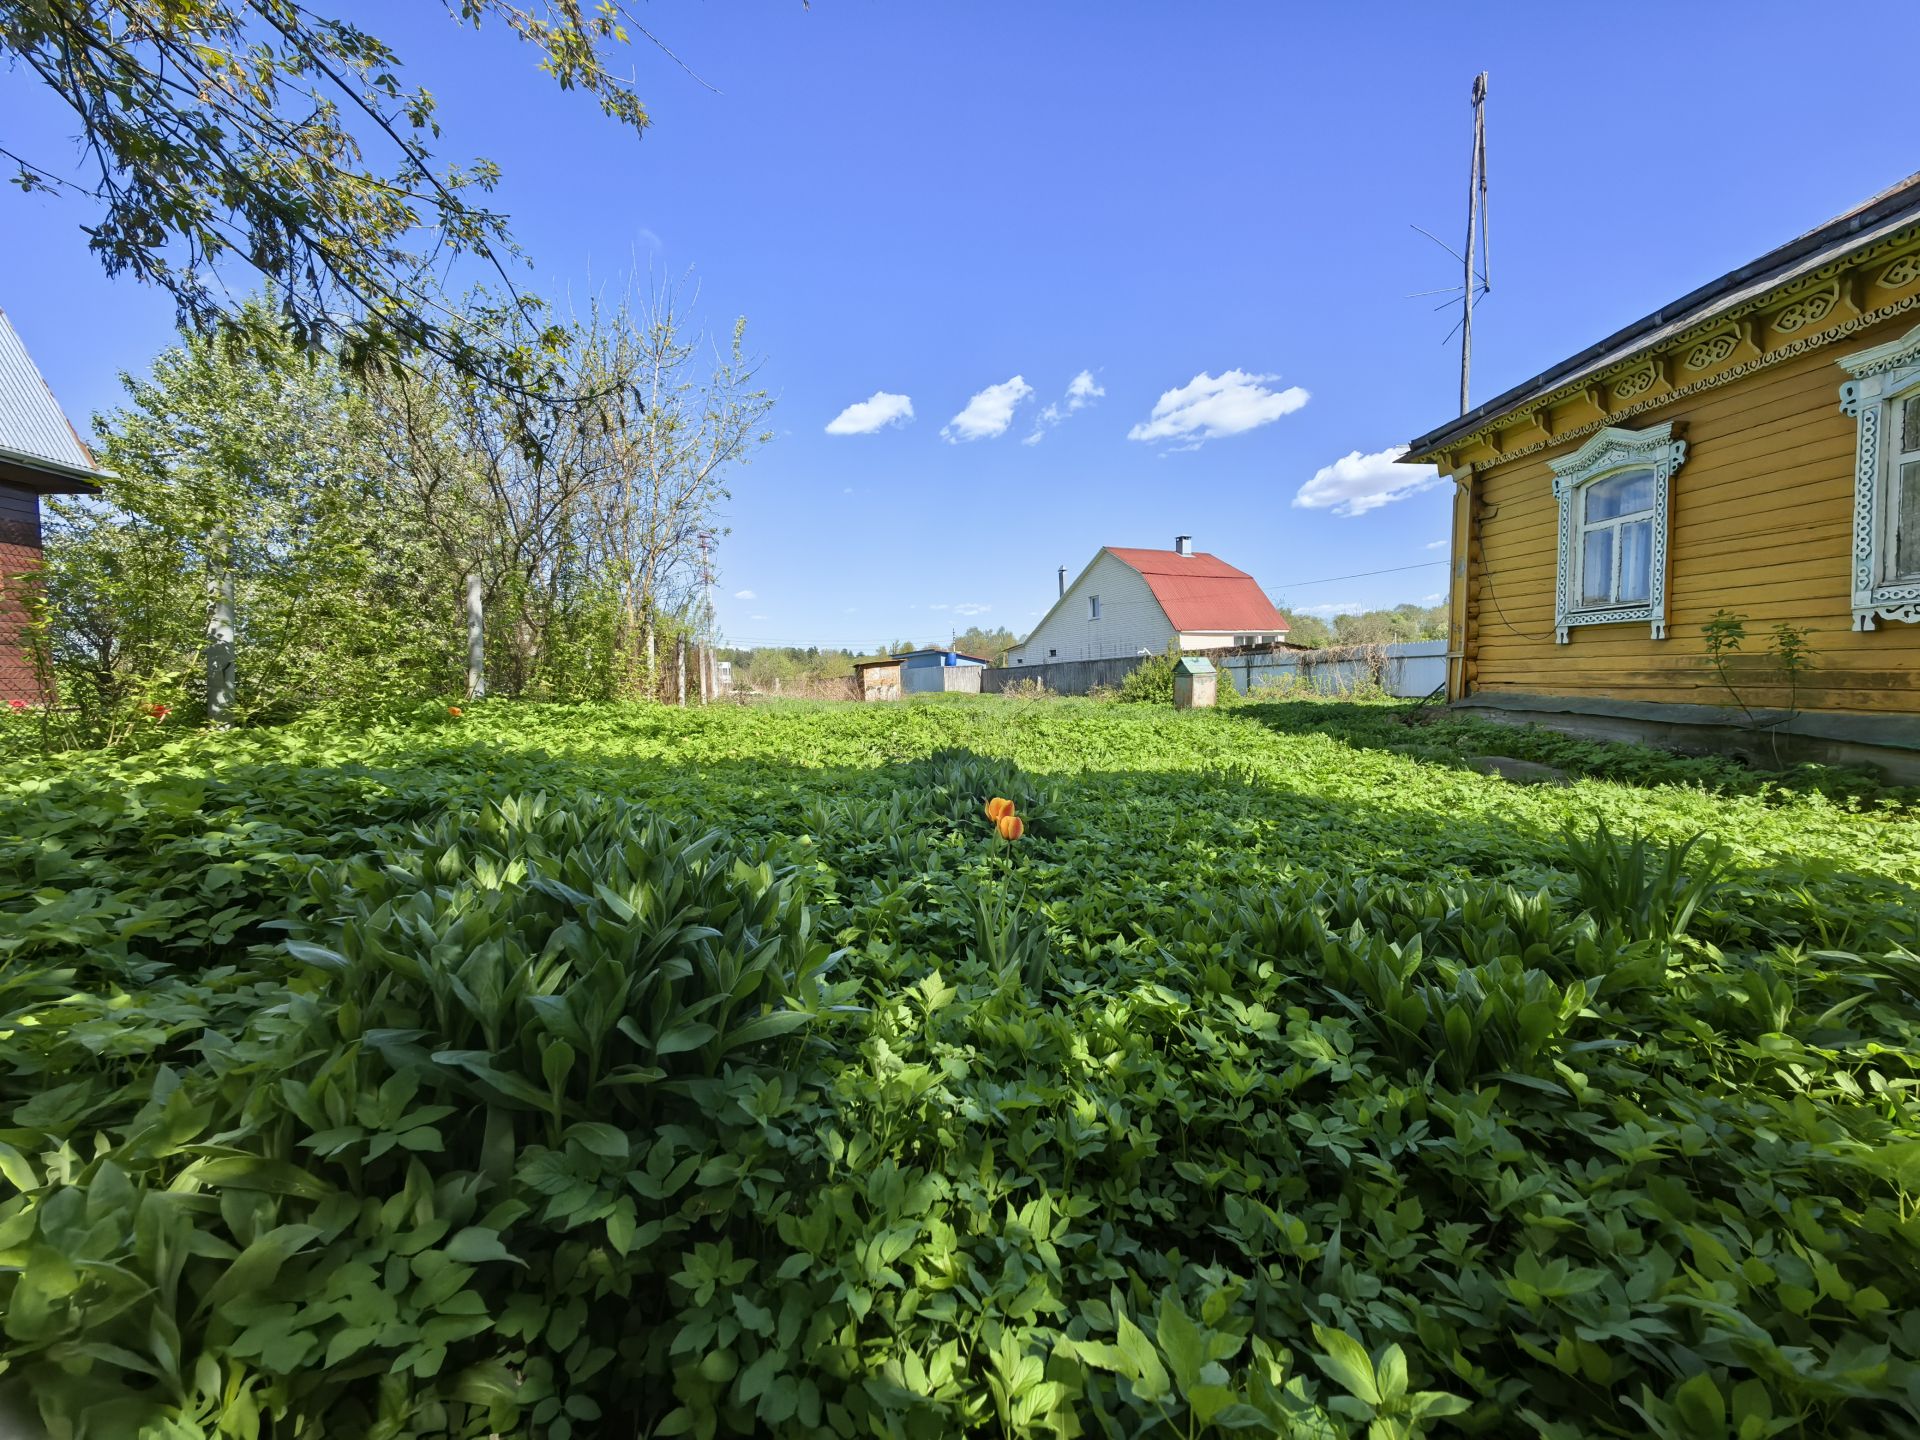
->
1270;559;1448;589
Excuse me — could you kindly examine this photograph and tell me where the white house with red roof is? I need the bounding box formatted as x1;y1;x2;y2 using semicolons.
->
1009;536;1288;665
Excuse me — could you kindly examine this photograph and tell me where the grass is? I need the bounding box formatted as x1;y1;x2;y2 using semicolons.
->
2;695;1917;1438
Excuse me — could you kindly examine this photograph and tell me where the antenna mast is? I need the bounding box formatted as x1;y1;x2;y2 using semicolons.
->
1460;72;1490;414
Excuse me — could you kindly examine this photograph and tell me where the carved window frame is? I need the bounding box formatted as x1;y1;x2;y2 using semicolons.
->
1837;322;1920;631
1548;422;1687;643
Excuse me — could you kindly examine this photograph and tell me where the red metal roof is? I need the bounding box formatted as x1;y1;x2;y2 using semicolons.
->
1103;548;1289;634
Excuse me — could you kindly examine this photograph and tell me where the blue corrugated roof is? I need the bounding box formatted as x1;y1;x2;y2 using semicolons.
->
0;306;105;485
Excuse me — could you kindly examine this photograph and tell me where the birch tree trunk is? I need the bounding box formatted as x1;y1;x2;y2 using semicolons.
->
205;525;237;723
464;571;486;698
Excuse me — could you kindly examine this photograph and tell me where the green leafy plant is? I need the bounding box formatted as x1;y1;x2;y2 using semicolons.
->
1701;609;1820;765
1;698;1916;1437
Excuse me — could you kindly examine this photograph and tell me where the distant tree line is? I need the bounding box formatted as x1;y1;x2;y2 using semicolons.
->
1276;602;1447;649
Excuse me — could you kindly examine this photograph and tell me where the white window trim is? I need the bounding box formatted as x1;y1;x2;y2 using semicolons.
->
1838;321;1920;631
1548;422;1687;643
1087;594;1101;620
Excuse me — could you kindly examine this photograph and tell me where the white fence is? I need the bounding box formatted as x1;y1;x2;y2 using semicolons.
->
1213;640;1447;699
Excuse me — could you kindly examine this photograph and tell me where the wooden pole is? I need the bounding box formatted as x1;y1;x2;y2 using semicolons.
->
464;572;486;699
205;527;236;723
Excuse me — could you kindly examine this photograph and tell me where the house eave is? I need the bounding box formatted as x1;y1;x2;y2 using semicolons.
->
0;446;107;495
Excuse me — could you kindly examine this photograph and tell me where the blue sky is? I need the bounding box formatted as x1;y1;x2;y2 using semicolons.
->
5;3;1918;649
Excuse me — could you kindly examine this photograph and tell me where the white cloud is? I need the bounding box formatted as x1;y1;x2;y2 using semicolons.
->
928;603;949;611
952;603;991;617
1128;370;1309;446
1421;592;1446;604
943;376;1033;442
1425;538;1450;550
1297;600;1363;617
826;391;914;436
1292;445;1444;517
733;588;756;600
1066;370;1104;409
1025;371;1105;444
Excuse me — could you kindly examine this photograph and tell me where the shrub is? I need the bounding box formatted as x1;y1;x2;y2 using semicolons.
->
1116;648;1175;703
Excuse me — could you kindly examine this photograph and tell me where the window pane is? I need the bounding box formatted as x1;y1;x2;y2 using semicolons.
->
1617;518;1652;603
1896;461;1920;579
1903;395;1920;456
1581;528;1613;604
1584;469;1655;521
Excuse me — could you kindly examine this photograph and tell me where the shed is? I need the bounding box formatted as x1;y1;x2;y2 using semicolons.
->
1173;654;1217;710
853;648;990;701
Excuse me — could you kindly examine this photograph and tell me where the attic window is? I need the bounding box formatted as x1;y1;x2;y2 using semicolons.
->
1547;422;1687;643
1838;322;1920;630
1087;594;1101;620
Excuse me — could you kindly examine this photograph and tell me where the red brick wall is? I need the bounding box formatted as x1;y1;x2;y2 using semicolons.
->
0;485;46;704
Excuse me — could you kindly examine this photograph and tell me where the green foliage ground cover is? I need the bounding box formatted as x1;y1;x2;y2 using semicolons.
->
2;697;1918;1439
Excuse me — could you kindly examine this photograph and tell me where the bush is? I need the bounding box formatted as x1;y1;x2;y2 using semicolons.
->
1116;648;1175;703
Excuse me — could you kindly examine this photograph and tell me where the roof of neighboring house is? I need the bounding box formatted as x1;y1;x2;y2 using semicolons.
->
853;648;993;670
1404;170;1920;463
1104;547;1290;633
0;307;106;494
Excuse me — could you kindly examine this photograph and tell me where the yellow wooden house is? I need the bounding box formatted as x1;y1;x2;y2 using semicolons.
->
1404;173;1920;779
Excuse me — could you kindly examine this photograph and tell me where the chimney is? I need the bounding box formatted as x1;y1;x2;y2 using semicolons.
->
1174;534;1193;557
1057;565;1066;597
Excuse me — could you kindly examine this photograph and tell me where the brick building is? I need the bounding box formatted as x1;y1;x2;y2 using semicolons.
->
0;307;105;703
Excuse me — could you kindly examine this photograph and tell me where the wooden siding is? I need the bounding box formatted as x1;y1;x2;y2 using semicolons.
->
1463;312;1920;714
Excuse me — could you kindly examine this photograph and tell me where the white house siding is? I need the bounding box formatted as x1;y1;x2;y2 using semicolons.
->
1010;551;1173;664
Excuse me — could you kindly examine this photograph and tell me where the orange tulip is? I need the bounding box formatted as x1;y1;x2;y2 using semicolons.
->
996;813;1024;841
448;705;463;717
985;797;1015;822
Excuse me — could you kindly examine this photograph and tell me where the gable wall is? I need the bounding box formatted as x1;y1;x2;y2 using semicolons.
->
1011;551;1173;663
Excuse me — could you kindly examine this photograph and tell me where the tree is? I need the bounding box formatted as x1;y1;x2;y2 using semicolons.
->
952;625;1020;662
371;284;768;699
573;284;773;694
1276;611;1332;648
38;300;457;729
1;0;669;389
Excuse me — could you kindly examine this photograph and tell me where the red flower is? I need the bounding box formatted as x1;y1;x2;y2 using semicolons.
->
6;699;25;712
146;703;170;720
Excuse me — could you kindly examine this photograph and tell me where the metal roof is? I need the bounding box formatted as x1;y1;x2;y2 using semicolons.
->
0;306;105;491
1404;171;1920;462
1103;548;1291;633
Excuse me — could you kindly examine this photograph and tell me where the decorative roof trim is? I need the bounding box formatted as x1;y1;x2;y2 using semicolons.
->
1435;290;1920;472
